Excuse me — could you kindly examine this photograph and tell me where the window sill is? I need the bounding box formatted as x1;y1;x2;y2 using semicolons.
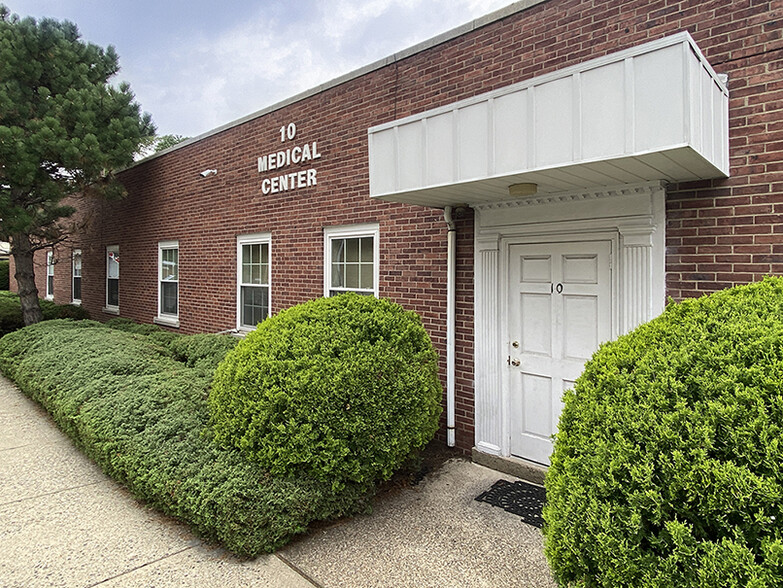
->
154;316;180;328
71;300;81;306
45;295;54;301
102;306;120;315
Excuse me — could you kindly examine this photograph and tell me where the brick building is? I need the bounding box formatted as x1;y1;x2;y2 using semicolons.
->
13;0;782;475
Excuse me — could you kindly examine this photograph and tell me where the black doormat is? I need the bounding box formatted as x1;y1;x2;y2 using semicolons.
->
475;479;546;528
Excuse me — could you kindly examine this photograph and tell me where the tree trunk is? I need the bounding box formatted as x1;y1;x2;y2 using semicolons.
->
10;233;44;326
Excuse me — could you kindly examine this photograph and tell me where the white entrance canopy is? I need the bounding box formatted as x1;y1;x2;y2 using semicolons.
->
368;32;729;207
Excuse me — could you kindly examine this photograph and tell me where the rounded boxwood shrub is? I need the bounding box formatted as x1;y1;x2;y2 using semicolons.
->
544;278;783;587
209;293;443;490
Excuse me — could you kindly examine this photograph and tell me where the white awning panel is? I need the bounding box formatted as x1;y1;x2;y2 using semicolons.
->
368;32;729;207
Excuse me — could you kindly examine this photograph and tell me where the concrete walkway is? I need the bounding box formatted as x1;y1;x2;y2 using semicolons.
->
0;374;555;587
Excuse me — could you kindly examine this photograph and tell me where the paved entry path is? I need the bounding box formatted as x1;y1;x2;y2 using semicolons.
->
0;374;555;587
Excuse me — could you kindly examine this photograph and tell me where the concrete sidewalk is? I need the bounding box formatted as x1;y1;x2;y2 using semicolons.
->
0;375;555;587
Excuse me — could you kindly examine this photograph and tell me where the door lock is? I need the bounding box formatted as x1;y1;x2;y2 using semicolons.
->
507;356;520;367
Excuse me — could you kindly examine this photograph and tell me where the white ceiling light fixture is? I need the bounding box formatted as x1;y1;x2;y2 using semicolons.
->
508;183;538;197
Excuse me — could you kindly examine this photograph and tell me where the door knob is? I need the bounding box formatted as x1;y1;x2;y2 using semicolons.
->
507;356;520;367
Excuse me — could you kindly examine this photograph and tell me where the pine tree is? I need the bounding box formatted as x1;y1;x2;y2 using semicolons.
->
0;5;154;324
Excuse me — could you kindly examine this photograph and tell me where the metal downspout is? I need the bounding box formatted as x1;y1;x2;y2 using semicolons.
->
444;206;457;447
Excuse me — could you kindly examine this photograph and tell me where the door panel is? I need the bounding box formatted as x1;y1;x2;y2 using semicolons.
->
521;373;552;437
521;255;552;282
562;254;599;283
508;240;611;465
563;295;599;359
521;293;552;355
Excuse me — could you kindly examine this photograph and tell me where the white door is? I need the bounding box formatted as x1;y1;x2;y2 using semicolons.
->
508;241;612;465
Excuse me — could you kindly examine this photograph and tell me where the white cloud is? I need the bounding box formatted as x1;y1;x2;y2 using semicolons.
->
119;0;515;137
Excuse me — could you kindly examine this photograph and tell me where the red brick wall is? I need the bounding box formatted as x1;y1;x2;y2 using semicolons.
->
15;0;783;453
664;4;783;298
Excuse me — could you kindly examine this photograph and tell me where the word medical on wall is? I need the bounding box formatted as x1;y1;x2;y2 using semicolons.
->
257;123;321;195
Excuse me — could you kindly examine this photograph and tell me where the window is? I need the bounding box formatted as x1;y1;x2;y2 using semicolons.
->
324;224;379;297
237;233;271;330
105;245;119;311
157;241;179;325
45;251;54;300
72;249;82;304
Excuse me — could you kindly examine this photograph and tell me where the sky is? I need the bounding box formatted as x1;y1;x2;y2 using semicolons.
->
5;0;515;138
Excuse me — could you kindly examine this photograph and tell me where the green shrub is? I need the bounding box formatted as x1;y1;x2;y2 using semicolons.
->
0;259;9;290
105;318;238;372
0;291;89;336
40;298;90;321
210;293;443;491
544;278;783;587
0;320;370;556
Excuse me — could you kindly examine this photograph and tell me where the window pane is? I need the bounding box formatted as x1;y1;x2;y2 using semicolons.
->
107;278;119;306
345;238;359;262
360;262;373;289
345;263;359;288
331;261;344;288
241;285;269;327
161;282;178;315
360;237;373;262
73;276;81;301
328;235;375;294
107;252;119;279
161;248;178;281
332;239;345;263
73;252;82;278
47;275;54;296
241;243;268;285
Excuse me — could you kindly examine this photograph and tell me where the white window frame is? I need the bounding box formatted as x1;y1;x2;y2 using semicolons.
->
155;240;179;327
72;249;82;305
324;223;380;297
236;233;272;332
104;245;119;314
45;251;54;300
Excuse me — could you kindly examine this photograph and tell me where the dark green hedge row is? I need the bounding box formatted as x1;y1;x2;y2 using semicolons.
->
0;320;371;557
0;291;89;337
544;278;783;587
0;259;9;290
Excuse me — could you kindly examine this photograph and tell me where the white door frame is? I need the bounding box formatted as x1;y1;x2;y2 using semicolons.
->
473;181;666;459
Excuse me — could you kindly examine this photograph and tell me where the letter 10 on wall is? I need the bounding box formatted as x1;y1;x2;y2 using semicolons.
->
280;123;296;142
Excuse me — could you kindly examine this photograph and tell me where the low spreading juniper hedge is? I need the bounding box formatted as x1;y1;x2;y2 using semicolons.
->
544;278;783;587
0;319;371;556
